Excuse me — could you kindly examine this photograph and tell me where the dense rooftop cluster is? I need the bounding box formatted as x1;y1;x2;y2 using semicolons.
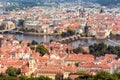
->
0;35;120;79
0;3;120;39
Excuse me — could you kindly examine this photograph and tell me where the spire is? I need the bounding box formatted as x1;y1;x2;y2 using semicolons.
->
100;8;104;13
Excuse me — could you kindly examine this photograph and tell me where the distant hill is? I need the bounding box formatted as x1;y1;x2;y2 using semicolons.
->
85;0;120;6
3;0;120;6
96;0;120;6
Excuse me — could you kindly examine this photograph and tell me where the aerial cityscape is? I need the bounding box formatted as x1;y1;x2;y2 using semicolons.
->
0;0;120;80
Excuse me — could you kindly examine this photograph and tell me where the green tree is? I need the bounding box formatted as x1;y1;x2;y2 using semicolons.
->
55;74;63;80
16;68;21;75
6;67;21;77
18;19;25;26
76;71;87;75
67;29;75;36
75;62;79;67
36;45;49;56
114;46;120;56
37;76;52;80
107;46;117;54
0;73;5;77
66;48;72;54
93;71;113;80
6;76;18;80
27;77;36;80
50;46;53;51
73;46;84;54
89;43;108;57
61;29;76;37
112;72;120;80
31;40;38;45
19;75;28;80
75;74;91;80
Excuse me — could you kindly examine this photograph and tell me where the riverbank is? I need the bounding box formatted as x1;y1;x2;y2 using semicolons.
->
110;34;120;43
0;30;58;36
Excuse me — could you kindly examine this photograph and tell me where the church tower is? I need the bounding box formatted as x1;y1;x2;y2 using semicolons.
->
29;54;35;76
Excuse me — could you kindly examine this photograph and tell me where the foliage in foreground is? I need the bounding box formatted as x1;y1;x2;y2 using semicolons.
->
74;71;120;80
1;67;52;80
3;67;120;80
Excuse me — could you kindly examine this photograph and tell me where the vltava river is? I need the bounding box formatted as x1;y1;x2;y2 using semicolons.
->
5;34;120;47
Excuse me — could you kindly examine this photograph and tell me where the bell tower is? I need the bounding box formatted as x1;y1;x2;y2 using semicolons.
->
29;54;35;75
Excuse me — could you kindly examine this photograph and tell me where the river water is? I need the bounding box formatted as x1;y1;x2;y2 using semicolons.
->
10;34;52;43
5;34;120;47
71;39;120;47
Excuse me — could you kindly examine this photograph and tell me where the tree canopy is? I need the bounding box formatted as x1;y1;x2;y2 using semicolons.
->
36;45;49;56
61;29;76;38
31;40;38;45
89;43;120;57
74;71;120;80
6;67;21;77
0;69;52;80
93;71;113;80
73;46;85;54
